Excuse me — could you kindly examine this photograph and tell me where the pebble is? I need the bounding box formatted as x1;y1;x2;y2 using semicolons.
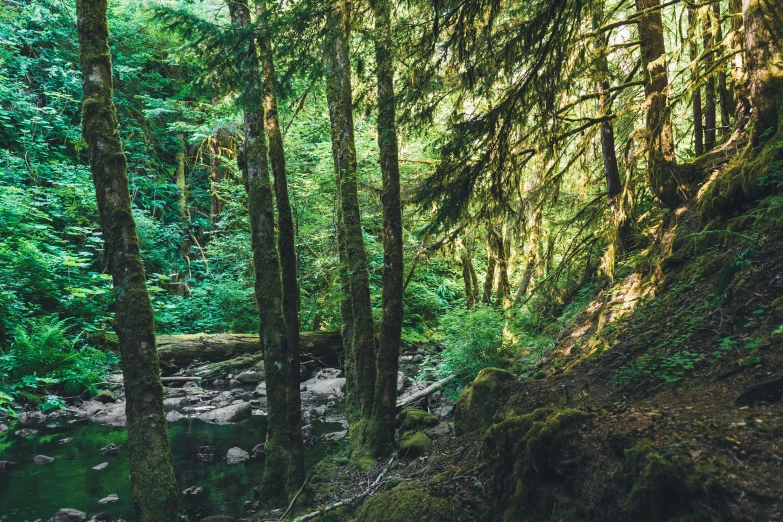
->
97;494;119;504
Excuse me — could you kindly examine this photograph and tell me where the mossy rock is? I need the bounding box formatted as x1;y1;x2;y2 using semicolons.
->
355;489;455;522
400;409;438;432
454;368;517;436
399;431;431;458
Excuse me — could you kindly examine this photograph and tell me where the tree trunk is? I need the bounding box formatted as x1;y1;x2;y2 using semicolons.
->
324;1;377;433
730;0;750;125
482;228;497;305
688;9;704;157
210;127;221;221
228;0;292;505
703;10;717;152
75;1;179;520
462;247;475;309
714;3;732;140
635;0;680;208
495;227;510;308
257;0;305;491
369;0;404;458
513;208;542;305
176;133;187;216
743;0;783;144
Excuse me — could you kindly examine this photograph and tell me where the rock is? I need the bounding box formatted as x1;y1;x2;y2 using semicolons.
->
97;494;119;504
0;423;8;432
322;430;347;441
399;431;431;458
100;443;119;456
253;383;267;397
400;409;439;432
69;418;89;426
34;455;55;465
163;397;189;411
88;512;110;521
15;428;39;437
92;462;109;470
397;372;411;392
213;378;227;388
300;368;346;397
425;422;451;439
197;446;214;463
93;390;116;404
184;381;199;388
302;424;314;440
0;460;17;471
454;368;517;436
78;400;126;427
48;508;87;522
198;402;252;424
736;377;783;406
252;443;265;459
236;370;263;384
18;410;47;426
228;379;242;389
226;447;250;465
59;437;73;444
166;410;186;423
311;405;327;417
355;489;454;522
182;486;204;496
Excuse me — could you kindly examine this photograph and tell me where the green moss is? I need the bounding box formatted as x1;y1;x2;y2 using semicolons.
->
399;409;438;432
454;367;516;436
482;407;594;521
354;489;455;522
399;431;431;458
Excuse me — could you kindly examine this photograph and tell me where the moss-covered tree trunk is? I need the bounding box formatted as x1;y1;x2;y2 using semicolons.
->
743;0;783;144
462;242;475;309
635;0;681;208
324;1;377;437
227;0;292;505
257;0;305;491
482;229;497;305
369;0;404;457
495;228;510;308
703;11;717;152
75;1;178;520
688;9;704;157
513;208;542;305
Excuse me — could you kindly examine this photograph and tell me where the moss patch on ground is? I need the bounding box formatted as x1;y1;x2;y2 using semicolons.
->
354;489;456;522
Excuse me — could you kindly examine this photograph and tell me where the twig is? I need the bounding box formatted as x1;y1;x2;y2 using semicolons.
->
290;453;397;522
277;472;311;520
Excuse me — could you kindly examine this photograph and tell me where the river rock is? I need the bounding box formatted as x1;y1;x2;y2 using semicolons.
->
94;390;116;404
197;446;214;463
252;443;265;459
97;494;119;504
253;383;267;396
59;437;73;444
198;401;251;424
18;410;47;426
236;370;263;384
88;512;110;521
0;423;8;432
425;422;451;439
166;410;186;423
34;455;55;465
0;460;16;471
15;428;38;437
78;400;126;426
397;372;411;391
163;397;189;411
300;368;345;397
226;447;249;464
100;443;119;456
48;508;87;522
93;462;108;470
182;486;204;496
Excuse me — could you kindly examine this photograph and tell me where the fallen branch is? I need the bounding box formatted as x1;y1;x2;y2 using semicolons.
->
289;453;397;522
160;376;201;383
396;375;456;409
277;472;311;521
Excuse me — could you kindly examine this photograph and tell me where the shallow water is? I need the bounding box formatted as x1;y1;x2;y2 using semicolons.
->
0;415;344;521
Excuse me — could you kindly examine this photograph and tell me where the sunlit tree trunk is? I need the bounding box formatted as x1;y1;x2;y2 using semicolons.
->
257;0;305;491
635;0;680;208
75;1;178;520
703;10;717;151
369;0;404;457
495;227;510;308
513;208;542;305
324;0;377;448
209;125;221;221
482;227;497;304
714;3;733;140
688;9;704;157
228;0;291;505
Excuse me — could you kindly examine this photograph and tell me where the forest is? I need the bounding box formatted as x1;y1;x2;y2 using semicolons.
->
0;0;781;520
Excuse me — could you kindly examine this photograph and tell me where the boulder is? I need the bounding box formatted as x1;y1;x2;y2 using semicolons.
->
400;409;439;432
34;455;55;465
397;372;411;392
454;368;517;436
15;428;38;437
253;383;267;397
235;370;263;384
48;508;87;522
300;370;345;397
17;410;47;427
0;460;16;471
88;512;110;521
97;494;119;504
93;390;116;404
166;410;186;423
355;489;455;522
252;444;265;460
226;447;249;465
425;422;451;439
198;402;251;424
399;431;431;459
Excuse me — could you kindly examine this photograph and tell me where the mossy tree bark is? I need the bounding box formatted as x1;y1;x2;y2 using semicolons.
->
635;0;681;208
324;1;378;439
703;11;717;152
513;208;542;305
688;9;704;157
75;1;179;520
495;227;510;308
482;227;497;305
369;0;404;458
228;0;293;505
257;0;305;491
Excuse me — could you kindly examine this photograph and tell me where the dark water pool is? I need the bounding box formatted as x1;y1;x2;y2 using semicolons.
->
0;415;343;521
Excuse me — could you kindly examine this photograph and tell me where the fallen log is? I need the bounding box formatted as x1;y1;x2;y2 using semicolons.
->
396;375;456;409
97;331;342;369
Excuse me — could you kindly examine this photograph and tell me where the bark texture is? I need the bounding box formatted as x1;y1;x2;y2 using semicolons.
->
257;0;305;490
635;0;681;208
228;0;292;505
688;9;704;157
75;1;178;520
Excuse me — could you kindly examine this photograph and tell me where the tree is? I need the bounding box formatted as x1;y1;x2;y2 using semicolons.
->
257;0;305;491
75;0;179;520
370;0;404;457
227;0;294;505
